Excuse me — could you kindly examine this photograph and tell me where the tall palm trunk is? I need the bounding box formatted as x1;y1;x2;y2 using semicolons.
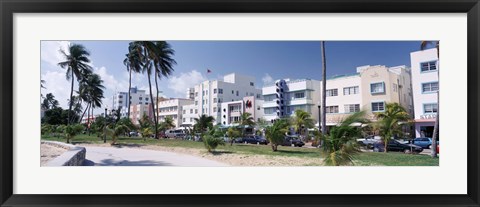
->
90;105;94;136
68;70;74;125
154;68;160;119
321;41;327;137
127;67;132;118
79;103;90;124
431;49;439;158
147;69;158;139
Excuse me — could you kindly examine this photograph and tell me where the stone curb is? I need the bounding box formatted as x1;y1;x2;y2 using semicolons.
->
42;141;86;166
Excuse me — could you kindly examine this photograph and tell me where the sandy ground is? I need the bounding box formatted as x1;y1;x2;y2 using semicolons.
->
78;143;323;166
40;143;68;166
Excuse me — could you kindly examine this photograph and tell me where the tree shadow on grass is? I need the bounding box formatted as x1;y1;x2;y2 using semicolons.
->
275;149;318;155
209;151;234;156
111;143;145;148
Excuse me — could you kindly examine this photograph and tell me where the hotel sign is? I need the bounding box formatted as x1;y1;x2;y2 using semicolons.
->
420;114;437;119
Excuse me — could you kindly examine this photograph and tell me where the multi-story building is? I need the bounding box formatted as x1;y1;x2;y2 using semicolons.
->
322;65;413;127
181;104;198;128
129;103;153;125
157;98;195;128
113;87;149;118
186;88;195;100
192;73;262;125
262;78;321;123
410;48;438;137
220;96;264;126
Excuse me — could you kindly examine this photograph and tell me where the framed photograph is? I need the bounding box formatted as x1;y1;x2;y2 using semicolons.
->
1;0;479;206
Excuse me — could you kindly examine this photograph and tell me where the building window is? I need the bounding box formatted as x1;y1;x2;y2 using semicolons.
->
183;118;185;122
264;107;276;115
213;107;217;113
119;101;123;104
183;110;186;114
145;98;148;101
421;61;438;72
343;86;359;95
206;90;208;95
250;82;254;86
202;91;205;96
119;95;123;98
371;102;385;112
195;109;198;114
256;94;260;98
393;83;398;92
294;92;305;99
214;89;217;94
424;103;438;114
236;91;239;96
139;97;142;100
326;89;338;97
190;118;193;122
370;82;385;94
190;109;193;114
213;98;217;103
218;98;222;103
326;106;339;113
344;104;360;113
195;101;198;105
232;90;234;94
195;92;198;97
422;82;439;93
219;89;223;94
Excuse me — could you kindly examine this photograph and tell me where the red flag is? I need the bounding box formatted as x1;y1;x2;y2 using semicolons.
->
207;69;212;73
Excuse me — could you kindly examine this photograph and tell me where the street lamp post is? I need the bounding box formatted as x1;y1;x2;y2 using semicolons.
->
104;107;107;143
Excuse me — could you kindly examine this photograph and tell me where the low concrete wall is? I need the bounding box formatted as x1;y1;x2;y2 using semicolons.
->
42;141;86;166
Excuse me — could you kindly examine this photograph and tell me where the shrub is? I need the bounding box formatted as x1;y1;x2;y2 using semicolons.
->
203;135;225;152
65;124;84;143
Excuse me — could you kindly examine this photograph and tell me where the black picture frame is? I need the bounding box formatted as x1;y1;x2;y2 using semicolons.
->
1;0;479;206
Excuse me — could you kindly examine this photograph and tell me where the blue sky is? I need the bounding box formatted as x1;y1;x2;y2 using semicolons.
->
41;41;425;115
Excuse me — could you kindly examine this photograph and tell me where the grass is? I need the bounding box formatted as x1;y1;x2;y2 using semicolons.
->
41;134;439;166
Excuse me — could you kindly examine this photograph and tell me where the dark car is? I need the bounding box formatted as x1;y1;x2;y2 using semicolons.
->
373;140;423;153
240;135;269;145
281;136;305;147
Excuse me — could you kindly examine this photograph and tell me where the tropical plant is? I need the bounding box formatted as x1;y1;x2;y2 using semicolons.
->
226;127;241;146
194;114;215;133
64;124;84;143
237;112;255;136
291;109;315;141
41;124;54;135
68;95;83;123
421;41;439;158
55;125;66;138
41;93;59;110
140;127;153;141
124;42;144;118
321;111;368;166
58;43;93;125
151;41;176;113
202;134;225;153
107;124;130;145
375;103;410;153
162;117;176;130
117;117;136;132
320;41;327;136
265;119;290;151
78;73;105;128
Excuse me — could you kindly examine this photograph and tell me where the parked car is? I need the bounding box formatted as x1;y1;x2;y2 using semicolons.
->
240;135;269;145
281;136;305;147
356;135;382;149
412;137;433;149
129;131;139;137
373;140;423;153
165;129;186;138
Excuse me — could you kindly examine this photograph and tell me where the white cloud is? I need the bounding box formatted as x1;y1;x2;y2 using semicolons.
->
41;70;74;109
262;73;274;85
41;41;70;67
167;70;206;98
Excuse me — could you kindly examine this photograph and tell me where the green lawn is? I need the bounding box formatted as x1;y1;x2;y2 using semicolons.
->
41;134;439;166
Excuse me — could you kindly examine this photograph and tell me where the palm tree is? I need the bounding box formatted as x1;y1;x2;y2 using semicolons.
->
78;73;105;132
162;116;176;130
58;43;93;125
375;103;410;153
421;41;439;158
151;41;176;109
265;119;289;151
320;41;327;137
321;111;368;166
226;127;241;146
237;112;255;136
194;114;215;133
68;95;83;123
107;124;130;145
42;93;59;110
124;43;144;118
291;109;315;141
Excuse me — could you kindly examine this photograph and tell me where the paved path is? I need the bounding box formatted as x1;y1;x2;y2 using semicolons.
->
82;146;228;166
